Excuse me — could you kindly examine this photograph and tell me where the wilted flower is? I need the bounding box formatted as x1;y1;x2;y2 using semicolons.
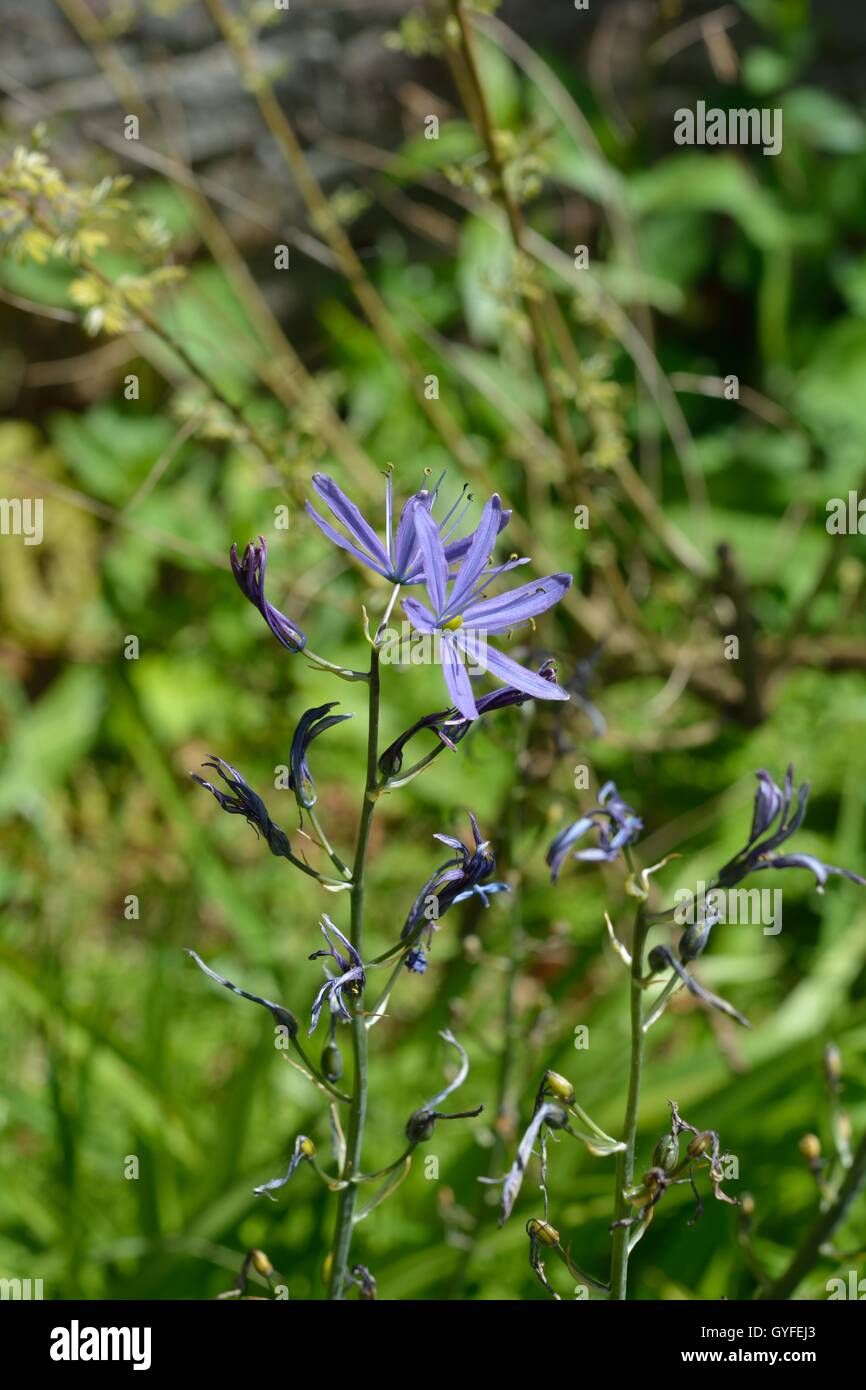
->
647;943;750;1028
254;1134;317;1200
230;536;306;652
185;948;298;1037
378;660;559;778
546;781;643;881
716;766;866;893
308;916;366;1034
403;495;572;720
400;812;509;971
191;756;293;861
305;470;513;585
289;702;354;809
403;1030;482;1143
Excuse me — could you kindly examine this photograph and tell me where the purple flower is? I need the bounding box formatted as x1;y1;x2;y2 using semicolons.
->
378;660;560;777
289;702;354;810
401;813;509;968
716;766;866;893
403;496;572;720
308;916;366;1034
305;471;513;585
192;756;294;861
546;781;643;881
230;536;306;652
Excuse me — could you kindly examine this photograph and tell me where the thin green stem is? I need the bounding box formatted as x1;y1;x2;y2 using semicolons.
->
609;899;650;1300
326;647;381;1299
756;1128;866;1300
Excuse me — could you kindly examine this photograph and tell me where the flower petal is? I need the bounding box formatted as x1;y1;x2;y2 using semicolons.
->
468;640;570;702
305;502;390;578
441;633;478;720
311;473;391;571
402;596;437;632
413;502;450;615
442;494;503;618
461;572;573;633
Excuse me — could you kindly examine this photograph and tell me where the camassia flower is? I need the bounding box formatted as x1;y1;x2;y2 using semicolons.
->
715;766;866;893
546;781;643;881
308;916;366;1034
305;470;512;585
230;536;306;652
403;496;572;720
401;813;509;972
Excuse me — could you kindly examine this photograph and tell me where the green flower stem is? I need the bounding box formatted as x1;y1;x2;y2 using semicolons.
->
756;1127;866;1300
609;898;650;1300
326;646;381;1299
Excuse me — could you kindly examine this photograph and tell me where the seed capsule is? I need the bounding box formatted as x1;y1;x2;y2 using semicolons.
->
799;1133;821;1162
405;1108;436;1143
543;1070;575;1104
544;1103;570;1130
652;1132;681;1174
321;1040;343;1082
687;1130;714;1158
526;1218;560;1247
299;1136;316;1158
251;1249;273;1278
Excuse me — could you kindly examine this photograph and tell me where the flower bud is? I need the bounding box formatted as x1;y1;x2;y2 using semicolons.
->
321;1040;343;1082
652;1132;680;1173
543;1070;575;1104
799;1133;821;1162
251;1249;273;1278
687;1130;714;1158
526;1218;560;1247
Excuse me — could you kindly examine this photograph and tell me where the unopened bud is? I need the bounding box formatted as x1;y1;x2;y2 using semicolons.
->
687;1130;714;1158
652;1132;680;1173
799;1133;821;1162
251;1249;273;1277
526;1218;560;1247
321;1040;343;1082
543;1070;575;1103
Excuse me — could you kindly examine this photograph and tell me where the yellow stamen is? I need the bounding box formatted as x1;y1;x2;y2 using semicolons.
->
443;615;463;631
